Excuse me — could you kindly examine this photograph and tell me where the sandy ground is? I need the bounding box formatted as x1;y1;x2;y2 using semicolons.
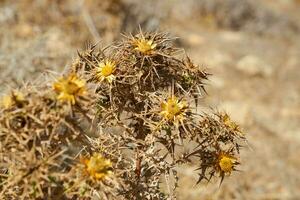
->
1;0;300;199
172;25;300;200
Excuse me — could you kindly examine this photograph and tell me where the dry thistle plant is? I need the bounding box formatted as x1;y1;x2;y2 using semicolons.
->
0;30;247;199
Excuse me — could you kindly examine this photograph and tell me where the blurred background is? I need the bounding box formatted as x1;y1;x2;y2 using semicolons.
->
0;0;300;199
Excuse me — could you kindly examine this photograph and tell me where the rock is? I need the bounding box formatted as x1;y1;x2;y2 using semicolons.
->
186;33;206;46
16;24;35;38
0;6;15;24
204;50;232;68
220;31;243;42
236;55;274;77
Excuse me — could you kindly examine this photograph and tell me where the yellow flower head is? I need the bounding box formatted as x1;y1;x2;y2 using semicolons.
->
82;153;113;180
96;60;116;83
218;154;236;174
160;96;187;122
133;38;157;54
53;73;85;105
1;91;25;109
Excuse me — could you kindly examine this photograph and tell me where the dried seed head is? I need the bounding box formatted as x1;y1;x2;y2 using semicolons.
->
160;96;187;122
9;115;27;130
96;60;116;83
53;73;86;105
1;91;25;109
82;153;113;180
221;113;242;133
133;38;157;54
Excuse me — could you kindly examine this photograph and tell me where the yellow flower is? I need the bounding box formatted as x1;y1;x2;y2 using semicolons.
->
134;38;157;54
96;60;116;83
1;91;25;109
160;96;187;122
218;154;236;174
82;153;113;180
53;73;85;105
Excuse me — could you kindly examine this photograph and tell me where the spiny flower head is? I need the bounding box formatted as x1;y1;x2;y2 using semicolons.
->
81;153;113;180
160;96;187;122
96;60;116;83
53;73;85;105
133;38;157;54
221;113;241;133
218;153;236;174
1;91;25;109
